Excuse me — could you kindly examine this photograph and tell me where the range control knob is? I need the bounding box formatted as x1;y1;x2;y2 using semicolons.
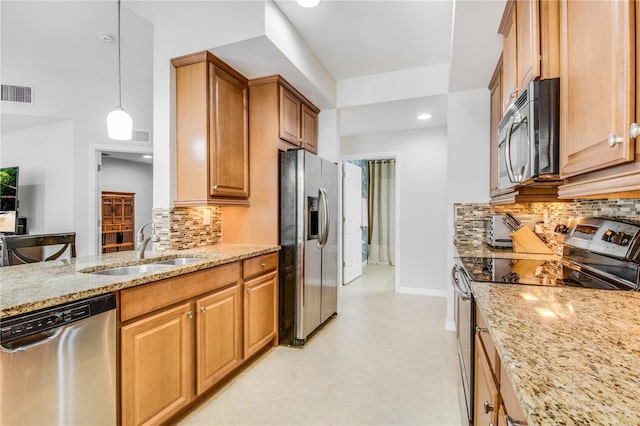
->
602;229;616;242
619;233;632;246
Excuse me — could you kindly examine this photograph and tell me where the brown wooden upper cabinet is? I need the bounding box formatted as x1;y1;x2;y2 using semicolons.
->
172;51;249;207
489;56;504;198
557;0;640;198
278;83;319;154
499;0;559;113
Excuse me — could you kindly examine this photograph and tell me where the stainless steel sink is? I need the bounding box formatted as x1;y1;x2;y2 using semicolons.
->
153;257;204;266
89;264;173;276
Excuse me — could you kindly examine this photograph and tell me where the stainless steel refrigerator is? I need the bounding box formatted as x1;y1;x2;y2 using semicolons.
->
279;149;338;346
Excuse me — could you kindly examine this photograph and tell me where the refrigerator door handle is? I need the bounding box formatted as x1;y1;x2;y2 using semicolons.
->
318;187;330;249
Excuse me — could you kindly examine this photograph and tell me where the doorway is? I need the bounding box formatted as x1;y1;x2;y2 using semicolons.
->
341;153;399;291
89;144;152;255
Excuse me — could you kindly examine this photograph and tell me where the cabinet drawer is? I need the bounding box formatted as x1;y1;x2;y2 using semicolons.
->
476;306;499;380
243;253;278;280
120;262;241;321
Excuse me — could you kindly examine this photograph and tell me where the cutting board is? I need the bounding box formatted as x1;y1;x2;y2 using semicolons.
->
511;226;554;254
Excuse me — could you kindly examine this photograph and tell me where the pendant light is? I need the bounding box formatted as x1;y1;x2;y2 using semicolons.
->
107;0;133;140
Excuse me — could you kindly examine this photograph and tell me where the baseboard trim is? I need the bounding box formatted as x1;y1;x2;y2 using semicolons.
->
396;287;447;298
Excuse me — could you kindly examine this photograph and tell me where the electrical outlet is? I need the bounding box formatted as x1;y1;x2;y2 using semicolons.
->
203;209;211;226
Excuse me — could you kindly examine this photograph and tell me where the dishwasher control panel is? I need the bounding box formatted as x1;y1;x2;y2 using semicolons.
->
0;293;115;344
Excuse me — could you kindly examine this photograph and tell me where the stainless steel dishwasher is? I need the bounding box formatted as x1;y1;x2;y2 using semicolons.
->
0;293;116;425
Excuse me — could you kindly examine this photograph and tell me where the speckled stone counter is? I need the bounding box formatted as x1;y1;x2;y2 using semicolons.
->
472;282;640;426
0;244;279;319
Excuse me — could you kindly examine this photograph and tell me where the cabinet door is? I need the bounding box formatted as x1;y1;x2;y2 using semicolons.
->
243;271;278;358
474;334;499;426
112;197;124;225
301;103;318;154
121;303;193;426
210;64;249;199
560;0;635;177
102;195;114;226
516;0;540;89
489;57;504;197
501;3;518;113
196;284;242;394
279;86;302;146
500;362;528;425
123;194;134;228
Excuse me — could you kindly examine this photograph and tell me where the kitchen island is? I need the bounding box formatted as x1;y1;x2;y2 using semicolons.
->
1;243;281;426
471;268;640;425
0;243;279;318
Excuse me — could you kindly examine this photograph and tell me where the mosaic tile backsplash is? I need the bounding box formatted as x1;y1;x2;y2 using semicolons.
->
153;206;222;251
454;198;640;255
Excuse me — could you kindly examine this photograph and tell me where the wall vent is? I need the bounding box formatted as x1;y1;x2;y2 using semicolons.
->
1;84;33;103
132;129;151;143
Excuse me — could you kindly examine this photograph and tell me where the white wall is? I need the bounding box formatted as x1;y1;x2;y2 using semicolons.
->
0;121;75;235
341;127;448;296
445;89;491;329
1;3;154;256
100;157;153;234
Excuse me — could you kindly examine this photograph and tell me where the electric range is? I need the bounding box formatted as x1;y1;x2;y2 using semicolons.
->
452;217;640;425
458;217;640;291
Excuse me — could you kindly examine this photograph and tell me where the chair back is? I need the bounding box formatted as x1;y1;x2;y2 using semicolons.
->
1;232;76;266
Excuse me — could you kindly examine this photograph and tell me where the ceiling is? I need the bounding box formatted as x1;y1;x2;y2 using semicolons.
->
1;0;505;142
102;151;153;164
272;0;453;81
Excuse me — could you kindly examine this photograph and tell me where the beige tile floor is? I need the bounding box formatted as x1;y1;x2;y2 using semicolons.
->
179;264;465;426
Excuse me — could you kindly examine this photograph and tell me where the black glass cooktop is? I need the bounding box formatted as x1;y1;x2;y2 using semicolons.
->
459;257;564;286
457;257;638;290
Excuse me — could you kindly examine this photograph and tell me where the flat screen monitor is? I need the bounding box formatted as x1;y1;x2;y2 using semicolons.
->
0;166;19;233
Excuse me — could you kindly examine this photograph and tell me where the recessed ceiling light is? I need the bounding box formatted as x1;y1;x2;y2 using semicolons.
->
297;0;321;8
143;155;152;159
417;113;432;120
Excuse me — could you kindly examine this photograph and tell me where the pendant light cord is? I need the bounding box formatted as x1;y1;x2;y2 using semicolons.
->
117;0;122;108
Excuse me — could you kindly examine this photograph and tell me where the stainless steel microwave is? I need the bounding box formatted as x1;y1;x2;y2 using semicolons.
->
497;78;561;190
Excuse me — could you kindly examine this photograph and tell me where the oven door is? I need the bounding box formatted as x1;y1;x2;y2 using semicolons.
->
498;98;533;190
452;264;474;425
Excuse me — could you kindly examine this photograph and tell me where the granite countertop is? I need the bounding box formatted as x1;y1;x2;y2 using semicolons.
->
472;282;640;425
0;244;279;319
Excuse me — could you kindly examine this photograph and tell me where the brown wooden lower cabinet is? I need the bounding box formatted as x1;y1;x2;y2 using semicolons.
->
474;334;499;426
118;253;278;426
243;270;278;358
121;303;193;426
475;306;528;426
196;284;242;394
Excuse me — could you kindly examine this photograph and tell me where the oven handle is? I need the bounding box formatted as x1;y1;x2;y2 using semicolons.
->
504;113;529;183
451;265;472;299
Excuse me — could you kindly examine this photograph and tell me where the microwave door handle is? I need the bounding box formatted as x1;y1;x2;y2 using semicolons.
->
505;115;528;183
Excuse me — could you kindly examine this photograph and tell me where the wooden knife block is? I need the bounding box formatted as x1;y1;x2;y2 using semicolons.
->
511;227;554;254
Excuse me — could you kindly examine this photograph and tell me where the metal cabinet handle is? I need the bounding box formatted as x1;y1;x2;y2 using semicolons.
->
200;306;206;313
187;311;193;319
505;415;526;426
247;288;252;294
261;262;267;267
476;326;489;334
608;133;624;147
212;184;218;192
484;400;494;414
630;123;640;139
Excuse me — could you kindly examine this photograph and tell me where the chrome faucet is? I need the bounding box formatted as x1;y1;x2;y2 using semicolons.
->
136;221;160;259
